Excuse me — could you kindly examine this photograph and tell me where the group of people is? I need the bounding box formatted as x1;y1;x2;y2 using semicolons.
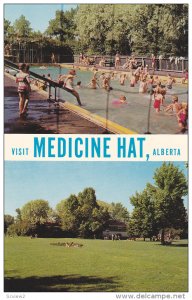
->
79;53;95;66
98;53;139;70
36;67;82;106
165;96;188;132
79;52;140;70
15;63;83;118
78;52;188;81
14;61;188;132
104;234;121;240
84;66;188;131
33;73;52;91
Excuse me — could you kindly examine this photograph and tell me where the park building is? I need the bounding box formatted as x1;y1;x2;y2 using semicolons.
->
103;219;128;240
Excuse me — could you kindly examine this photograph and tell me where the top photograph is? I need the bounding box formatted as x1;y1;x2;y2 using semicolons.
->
4;3;188;134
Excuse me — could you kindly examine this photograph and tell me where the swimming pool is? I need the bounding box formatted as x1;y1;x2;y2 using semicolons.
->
30;66;188;134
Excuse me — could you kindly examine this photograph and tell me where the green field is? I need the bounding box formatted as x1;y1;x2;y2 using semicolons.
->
4;237;188;292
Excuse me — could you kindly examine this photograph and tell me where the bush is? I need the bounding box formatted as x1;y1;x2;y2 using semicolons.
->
7;221;36;237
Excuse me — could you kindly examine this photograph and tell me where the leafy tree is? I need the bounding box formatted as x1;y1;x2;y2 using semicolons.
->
78;187;97;210
20;199;50;225
8;200;51;236
45;8;77;42
4;19;12;37
47;208;61;224
7;220;36;237
13;15;32;38
97;200;111;210
56;187;110;238
4;4;188;57
4;18;15;44
110;202;129;223
74;4;132;55
128;190;157;239
15;208;22;221
160;4;188;56
56;194;79;235
150;163;188;244
79;188;110;238
129;163;187;243
129;4;188;56
4;214;14;234
74;4;188;56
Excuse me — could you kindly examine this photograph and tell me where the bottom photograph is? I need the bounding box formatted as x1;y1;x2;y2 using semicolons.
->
4;161;188;292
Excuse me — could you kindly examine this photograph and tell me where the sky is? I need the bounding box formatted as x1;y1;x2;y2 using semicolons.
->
4;4;77;33
4;161;188;216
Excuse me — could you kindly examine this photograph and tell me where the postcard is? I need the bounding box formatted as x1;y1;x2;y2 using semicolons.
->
2;2;189;300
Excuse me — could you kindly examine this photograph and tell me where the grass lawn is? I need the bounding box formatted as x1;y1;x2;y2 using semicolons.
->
4;237;188;292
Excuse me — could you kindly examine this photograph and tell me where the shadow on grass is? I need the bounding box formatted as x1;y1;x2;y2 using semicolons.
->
157;243;188;248
166;243;188;248
5;274;118;292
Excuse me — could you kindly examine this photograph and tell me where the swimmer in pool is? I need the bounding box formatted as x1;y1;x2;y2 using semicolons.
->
87;76;100;89
166;74;176;89
164;95;182;114
120;73;126;86
139;78;148;93
112;95;127;105
102;75;111;91
153;93;163;113
130;73;136;87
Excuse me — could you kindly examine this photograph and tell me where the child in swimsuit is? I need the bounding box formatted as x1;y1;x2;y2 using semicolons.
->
120;74;126;85
164;96;182;114
153;83;166;106
153;93;163;113
177;104;188;131
139;79;148;93
16;63;31;116
102;75;111;91
154;75;160;85
166;74;176;89
88;76;100;89
130;73;136;87
112;95;127;105
119;95;126;103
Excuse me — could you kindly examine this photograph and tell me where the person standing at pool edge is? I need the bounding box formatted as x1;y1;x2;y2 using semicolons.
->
115;52;121;69
22;64;31;114
51;53;56;64
16;63;31;116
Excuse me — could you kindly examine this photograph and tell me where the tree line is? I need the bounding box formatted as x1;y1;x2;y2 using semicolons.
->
4;4;188;56
4;163;188;244
4;187;129;239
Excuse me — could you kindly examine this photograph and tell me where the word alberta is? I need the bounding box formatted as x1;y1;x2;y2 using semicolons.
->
33;137;146;159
